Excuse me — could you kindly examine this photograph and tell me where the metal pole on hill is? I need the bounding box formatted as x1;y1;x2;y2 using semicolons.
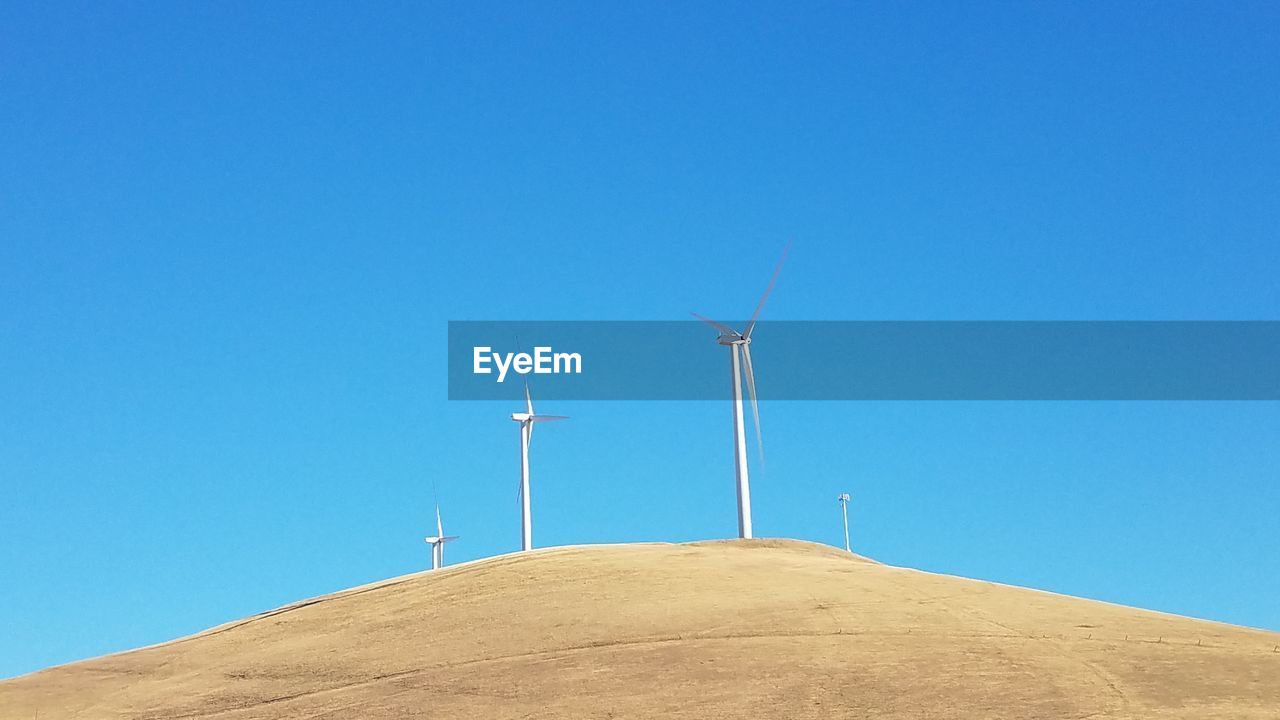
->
838;493;851;552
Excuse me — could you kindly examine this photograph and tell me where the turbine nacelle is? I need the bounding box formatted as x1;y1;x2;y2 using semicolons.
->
512;413;568;424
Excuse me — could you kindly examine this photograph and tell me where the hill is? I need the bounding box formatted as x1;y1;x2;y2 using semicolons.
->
2;539;1277;719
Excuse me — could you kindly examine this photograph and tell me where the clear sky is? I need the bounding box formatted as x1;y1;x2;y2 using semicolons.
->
2;2;1278;679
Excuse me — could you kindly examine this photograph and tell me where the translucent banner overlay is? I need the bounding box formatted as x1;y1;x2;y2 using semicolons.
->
448;321;1280;401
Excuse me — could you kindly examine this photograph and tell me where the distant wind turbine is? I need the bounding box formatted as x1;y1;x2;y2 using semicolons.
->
693;245;789;539
423;504;459;570
837;493;851;552
512;382;568;551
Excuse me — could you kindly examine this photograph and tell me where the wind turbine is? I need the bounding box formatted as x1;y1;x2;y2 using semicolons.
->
693;245;789;539
837;493;851;552
423;504;459;570
511;382;567;551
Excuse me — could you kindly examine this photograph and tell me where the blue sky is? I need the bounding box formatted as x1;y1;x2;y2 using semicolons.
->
2;2;1278;679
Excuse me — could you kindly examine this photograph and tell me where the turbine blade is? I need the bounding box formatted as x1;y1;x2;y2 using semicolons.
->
516;425;526;505
530;414;569;423
514;335;535;416
436;504;443;538
744;242;790;339
691;312;740;337
741;343;765;467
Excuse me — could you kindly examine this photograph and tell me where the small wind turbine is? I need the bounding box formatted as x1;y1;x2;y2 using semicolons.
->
423;504;459;570
837;493;851;552
512;382;568;551
693;245;789;539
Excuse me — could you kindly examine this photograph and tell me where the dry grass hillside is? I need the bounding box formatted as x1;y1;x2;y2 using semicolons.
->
2;539;1277;719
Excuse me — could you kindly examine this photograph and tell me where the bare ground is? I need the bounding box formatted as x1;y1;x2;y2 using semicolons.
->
2;539;1277;719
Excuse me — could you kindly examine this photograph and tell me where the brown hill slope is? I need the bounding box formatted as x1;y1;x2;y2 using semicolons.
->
2;539;1277;719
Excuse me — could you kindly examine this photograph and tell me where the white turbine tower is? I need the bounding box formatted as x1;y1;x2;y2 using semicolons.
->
512;382;568;551
693;246;789;539
837;493;851;552
423;504;459;570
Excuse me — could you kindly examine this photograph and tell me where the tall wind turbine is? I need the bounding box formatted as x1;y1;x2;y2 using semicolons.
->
512;382;567;551
693;245;788;539
423;504;459;570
